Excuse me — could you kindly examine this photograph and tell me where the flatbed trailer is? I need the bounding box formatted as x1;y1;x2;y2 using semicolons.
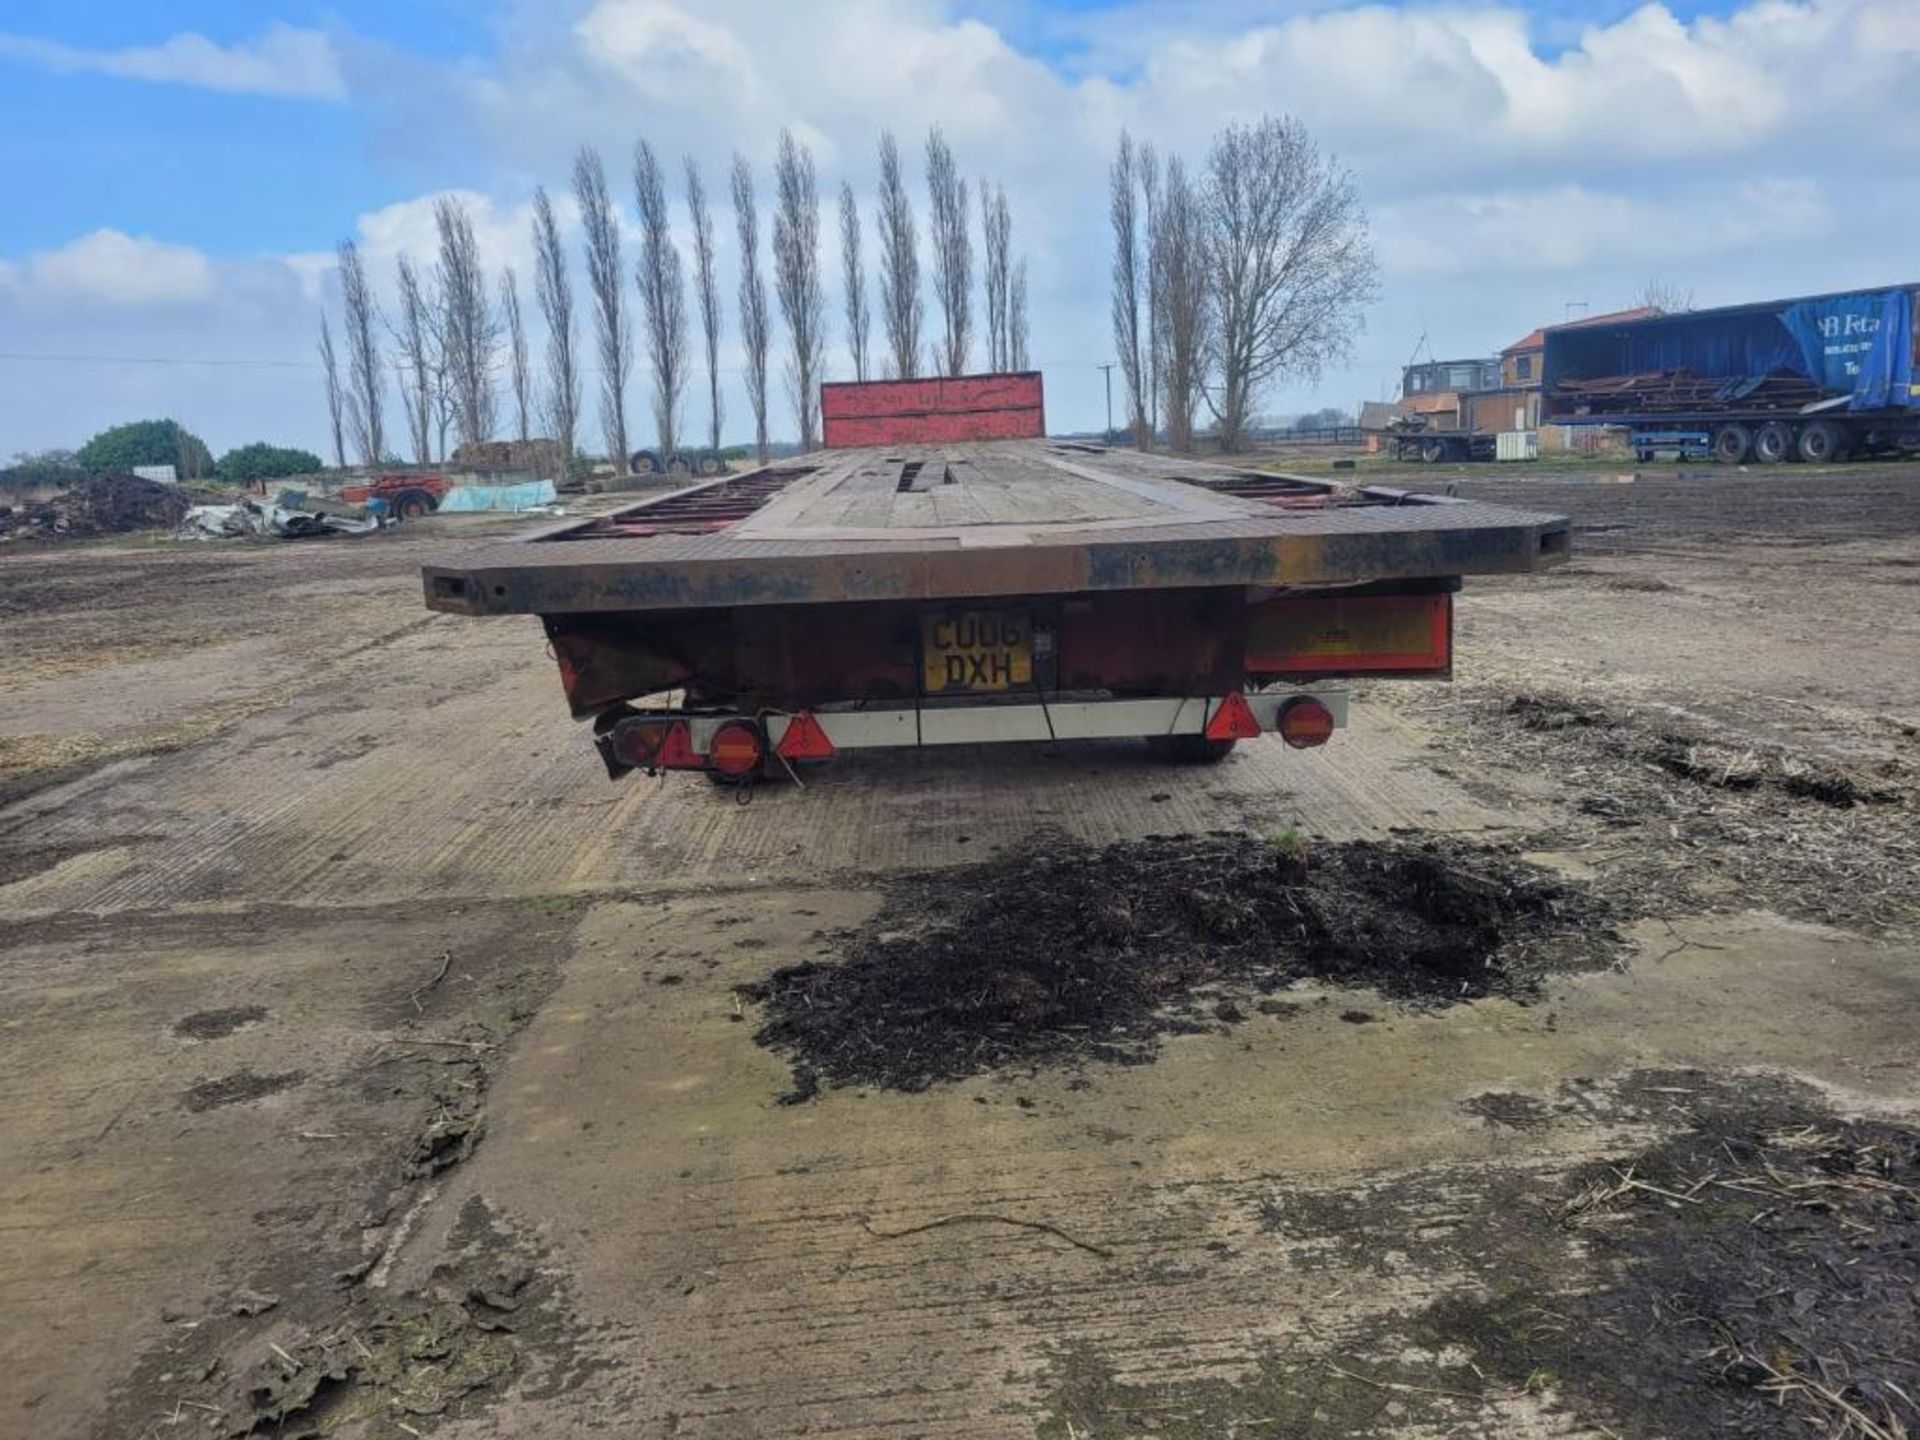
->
423;427;1568;783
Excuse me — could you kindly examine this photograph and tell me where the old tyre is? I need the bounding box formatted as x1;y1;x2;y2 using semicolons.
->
1712;423;1753;464
1419;439;1446;464
666;453;693;477
1754;421;1794;464
1798;419;1848;464
629;449;662;476
695;452;724;477
1147;735;1237;764
392;489;435;520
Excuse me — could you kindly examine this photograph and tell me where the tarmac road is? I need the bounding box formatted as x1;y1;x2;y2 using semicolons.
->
2;466;1916;1439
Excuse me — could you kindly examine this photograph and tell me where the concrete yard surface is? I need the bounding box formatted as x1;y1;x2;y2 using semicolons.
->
3;464;1918;1439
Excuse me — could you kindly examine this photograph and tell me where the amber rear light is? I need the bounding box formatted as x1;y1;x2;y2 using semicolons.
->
706;720;766;778
1277;697;1335;749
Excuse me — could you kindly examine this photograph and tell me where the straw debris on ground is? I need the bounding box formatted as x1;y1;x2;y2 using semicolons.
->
1449;688;1919;934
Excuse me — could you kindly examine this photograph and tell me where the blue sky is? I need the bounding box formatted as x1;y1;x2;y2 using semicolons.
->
2;0;1916;457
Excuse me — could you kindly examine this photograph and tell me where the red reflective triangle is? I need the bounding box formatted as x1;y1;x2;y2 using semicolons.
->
1204;692;1262;741
654;720;700;769
776;711;836;761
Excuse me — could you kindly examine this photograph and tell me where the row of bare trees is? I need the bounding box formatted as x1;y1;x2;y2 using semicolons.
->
1111;115;1377;454
319;126;1033;471
318;198;522;470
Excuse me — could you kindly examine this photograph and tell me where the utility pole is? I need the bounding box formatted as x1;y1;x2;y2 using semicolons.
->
1099;362;1115;442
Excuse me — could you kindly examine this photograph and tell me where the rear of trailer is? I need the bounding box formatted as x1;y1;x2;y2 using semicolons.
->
423;376;1569;784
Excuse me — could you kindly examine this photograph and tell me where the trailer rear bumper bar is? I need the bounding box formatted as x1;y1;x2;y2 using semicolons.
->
596;689;1348;778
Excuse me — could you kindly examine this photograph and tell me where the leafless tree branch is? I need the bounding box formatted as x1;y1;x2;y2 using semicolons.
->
875;131;922;380
1110;131;1148;447
840;181;870;382
926;126;972;376
633;139;688;462
501;267;530;444
318;314;346;469
982;180;1011;371
686;156;723;457
433;195;500;451
1201;115;1377;452
532;185;580;476
390;255;434;464
773;128;825;450
574;146;631;471
732;152;772;464
1009;258;1030;371
337;238;385;466
1154;155;1210;454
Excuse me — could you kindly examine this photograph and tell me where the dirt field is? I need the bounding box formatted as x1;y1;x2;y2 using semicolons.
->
3;464;1917;1440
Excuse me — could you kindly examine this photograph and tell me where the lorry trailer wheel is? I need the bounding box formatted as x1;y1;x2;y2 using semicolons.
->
1797;420;1848;464
393;489;435;519
1712;423;1752;464
1419;439;1446;464
1147;735;1237;763
1754;421;1794;464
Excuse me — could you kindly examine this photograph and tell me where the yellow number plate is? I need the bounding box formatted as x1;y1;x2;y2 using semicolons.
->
922;611;1033;693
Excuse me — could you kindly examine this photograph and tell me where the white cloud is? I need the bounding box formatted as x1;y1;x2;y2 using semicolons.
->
5;0;1920;454
0;23;344;99
1377;178;1834;275
5;230;219;308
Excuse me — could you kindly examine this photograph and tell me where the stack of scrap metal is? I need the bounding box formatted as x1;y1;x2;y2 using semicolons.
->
1553;369;1824;416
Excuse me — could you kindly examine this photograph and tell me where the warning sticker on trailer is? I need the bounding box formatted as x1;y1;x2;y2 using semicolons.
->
922;611;1033;694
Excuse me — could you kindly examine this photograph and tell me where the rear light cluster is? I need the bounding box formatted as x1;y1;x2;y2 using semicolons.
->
600;711;838;780
1277;696;1334;749
706;721;764;779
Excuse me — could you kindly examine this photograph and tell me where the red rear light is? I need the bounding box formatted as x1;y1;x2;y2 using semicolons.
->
706;720;765;778
1277;696;1334;749
610;718;699;770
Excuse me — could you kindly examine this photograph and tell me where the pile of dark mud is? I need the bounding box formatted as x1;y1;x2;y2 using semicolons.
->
743;834;1617;1097
0;471;192;541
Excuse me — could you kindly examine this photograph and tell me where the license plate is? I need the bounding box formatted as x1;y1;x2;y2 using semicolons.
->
922;611;1033;693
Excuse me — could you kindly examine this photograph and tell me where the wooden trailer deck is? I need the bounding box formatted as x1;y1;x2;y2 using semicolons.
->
423;441;1570;616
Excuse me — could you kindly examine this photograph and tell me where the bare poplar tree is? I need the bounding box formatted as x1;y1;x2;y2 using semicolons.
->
434;195;499;449
336;239;385;466
632;140;688;462
773;128;825;450
1139;141;1162;442
531;186;580;474
1009;258;1030;371
925;126;972;376
1155;156;1209;454
1110;131;1148;447
875;131;922;380
391;256;434;463
574;146;631;472
1202;115;1378;452
685;157;723;456
318;314;346;469
981;181;1013;371
839;181;870;381
731;153;772;465
500;269;530;443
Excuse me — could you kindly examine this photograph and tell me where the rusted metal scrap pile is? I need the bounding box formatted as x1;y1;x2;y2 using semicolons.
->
1554;369;1824;417
0;472;191;542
